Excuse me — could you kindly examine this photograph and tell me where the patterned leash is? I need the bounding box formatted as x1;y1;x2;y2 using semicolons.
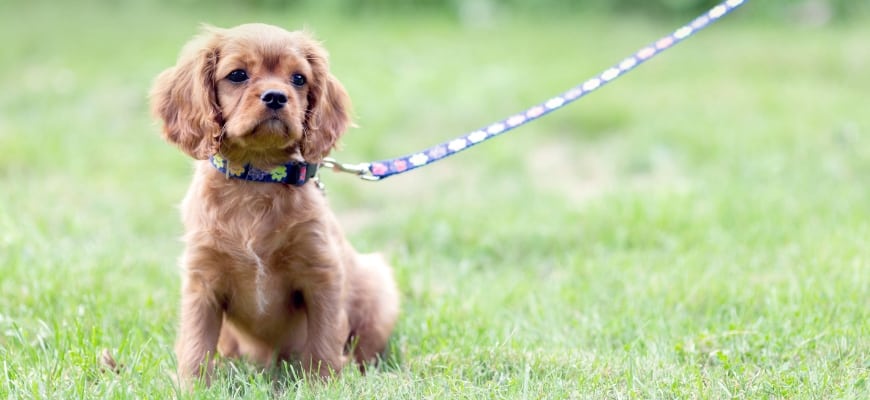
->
323;0;748;181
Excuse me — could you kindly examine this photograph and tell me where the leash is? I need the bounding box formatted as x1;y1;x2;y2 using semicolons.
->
323;0;748;181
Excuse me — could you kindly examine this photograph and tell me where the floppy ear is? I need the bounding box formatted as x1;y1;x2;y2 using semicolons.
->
150;29;223;160
302;41;352;163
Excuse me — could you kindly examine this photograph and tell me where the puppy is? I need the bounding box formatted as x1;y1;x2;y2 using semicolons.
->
150;23;399;385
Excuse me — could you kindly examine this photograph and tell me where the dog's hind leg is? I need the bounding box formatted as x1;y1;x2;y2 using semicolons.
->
347;253;400;370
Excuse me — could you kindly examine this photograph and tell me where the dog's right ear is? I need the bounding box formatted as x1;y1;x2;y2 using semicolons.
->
150;28;223;160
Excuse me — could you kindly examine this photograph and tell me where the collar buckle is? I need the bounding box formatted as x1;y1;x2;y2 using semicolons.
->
321;157;379;181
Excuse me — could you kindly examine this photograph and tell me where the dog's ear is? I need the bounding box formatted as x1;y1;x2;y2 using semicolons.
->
150;28;223;160
301;38;352;163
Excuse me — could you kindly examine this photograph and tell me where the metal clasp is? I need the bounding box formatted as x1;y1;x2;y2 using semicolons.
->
321;157;380;181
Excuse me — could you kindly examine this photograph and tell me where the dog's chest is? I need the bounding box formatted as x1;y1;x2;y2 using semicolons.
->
220;247;309;339
182;173;338;338
225;264;299;311
225;276;308;346
219;230;307;310
193;181;320;257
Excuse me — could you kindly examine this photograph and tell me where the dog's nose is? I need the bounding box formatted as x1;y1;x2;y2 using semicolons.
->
260;90;288;110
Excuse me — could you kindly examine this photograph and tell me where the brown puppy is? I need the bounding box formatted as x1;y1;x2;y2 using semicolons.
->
150;23;399;385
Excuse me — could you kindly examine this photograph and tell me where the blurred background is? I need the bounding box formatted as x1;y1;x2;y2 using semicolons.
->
3;0;866;195
3;0;866;229
124;0;870;22
1;0;868;397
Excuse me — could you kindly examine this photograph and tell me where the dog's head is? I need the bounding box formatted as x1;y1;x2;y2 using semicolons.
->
150;24;351;163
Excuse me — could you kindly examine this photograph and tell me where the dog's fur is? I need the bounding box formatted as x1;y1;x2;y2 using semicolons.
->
150;23;399;385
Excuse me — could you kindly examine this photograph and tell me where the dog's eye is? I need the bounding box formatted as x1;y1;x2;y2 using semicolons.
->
291;73;306;87
227;69;249;83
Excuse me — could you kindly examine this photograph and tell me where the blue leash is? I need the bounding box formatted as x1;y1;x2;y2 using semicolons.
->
323;0;748;181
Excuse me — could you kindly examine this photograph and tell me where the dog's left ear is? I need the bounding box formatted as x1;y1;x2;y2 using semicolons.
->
302;40;352;163
150;27;224;160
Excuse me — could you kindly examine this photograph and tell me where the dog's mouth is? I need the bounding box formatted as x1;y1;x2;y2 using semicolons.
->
233;114;302;142
252;116;288;135
220;108;305;162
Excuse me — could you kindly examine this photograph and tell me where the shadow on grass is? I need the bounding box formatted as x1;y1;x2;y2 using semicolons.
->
191;335;405;396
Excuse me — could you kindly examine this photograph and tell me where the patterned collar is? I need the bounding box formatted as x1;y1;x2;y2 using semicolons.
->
209;154;318;186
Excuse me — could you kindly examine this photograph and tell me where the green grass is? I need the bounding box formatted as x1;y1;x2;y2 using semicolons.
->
2;1;868;398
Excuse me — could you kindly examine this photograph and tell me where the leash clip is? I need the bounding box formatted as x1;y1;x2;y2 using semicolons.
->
321;157;380;181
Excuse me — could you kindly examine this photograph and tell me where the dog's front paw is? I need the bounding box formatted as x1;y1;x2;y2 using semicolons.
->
299;349;347;379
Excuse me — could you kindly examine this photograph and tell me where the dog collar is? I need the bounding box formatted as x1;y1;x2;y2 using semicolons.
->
209;154;318;186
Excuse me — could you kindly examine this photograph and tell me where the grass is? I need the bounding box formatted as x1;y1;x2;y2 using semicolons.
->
1;1;869;398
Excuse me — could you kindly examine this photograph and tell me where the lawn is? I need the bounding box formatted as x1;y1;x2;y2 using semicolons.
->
1;1;868;398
